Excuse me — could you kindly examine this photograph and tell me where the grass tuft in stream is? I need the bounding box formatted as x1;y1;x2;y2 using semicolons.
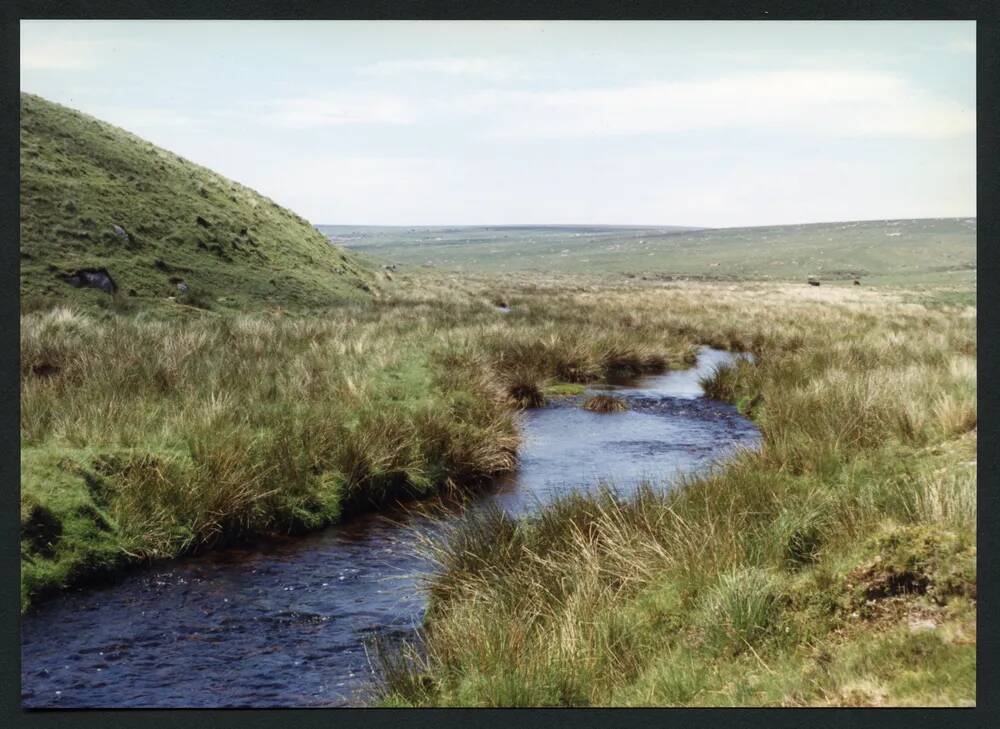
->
583;394;628;413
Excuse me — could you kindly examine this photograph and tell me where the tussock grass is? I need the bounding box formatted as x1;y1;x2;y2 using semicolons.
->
20;278;693;610
373;276;976;707
697;567;781;654
583;395;628;413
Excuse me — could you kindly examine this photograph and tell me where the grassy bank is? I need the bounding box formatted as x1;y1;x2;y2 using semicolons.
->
20;277;694;612
375;277;976;707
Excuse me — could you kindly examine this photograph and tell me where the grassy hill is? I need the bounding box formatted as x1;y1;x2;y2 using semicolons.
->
324;219;976;287
20;93;375;313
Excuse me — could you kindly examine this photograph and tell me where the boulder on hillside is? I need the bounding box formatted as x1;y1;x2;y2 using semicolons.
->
58;267;117;295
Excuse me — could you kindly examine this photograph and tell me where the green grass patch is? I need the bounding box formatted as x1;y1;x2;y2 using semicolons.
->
543;381;587;397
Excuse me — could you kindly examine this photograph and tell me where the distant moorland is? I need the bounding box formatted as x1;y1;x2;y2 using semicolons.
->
323;218;976;289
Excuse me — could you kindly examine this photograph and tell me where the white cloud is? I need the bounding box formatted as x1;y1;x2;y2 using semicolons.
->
260;94;415;128
244;68;976;139
469;70;974;139
357;57;525;80
20;39;106;70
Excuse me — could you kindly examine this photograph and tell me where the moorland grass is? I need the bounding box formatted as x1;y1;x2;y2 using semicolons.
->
373;276;976;708
19;277;693;611
19;270;976;706
582;394;628;413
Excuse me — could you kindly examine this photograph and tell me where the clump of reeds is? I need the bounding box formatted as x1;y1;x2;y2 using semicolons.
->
699;361;740;400
582;394;628;413
506;379;545;409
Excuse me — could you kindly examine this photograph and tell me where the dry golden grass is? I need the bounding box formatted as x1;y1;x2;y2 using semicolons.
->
583;394;628;413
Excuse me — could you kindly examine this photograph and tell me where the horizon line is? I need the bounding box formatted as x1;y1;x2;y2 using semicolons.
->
315;215;977;230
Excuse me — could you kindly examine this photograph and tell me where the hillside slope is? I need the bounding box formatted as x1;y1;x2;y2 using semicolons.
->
20;93;375;312
328;219;976;286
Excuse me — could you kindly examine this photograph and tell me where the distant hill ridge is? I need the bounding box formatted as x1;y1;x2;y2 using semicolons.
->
20;93;375;312
325;218;976;285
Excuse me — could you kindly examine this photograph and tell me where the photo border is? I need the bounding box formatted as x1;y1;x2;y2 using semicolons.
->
1;2;995;728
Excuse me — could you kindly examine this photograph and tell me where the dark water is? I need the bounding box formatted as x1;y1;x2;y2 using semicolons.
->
21;347;759;708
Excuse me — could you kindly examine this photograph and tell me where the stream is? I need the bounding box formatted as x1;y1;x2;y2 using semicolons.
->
21;347;760;708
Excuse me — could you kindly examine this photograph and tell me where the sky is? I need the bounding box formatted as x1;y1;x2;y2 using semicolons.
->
20;20;976;227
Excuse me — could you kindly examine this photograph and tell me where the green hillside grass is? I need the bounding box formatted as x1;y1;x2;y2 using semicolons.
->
326;219;976;287
20;93;375;313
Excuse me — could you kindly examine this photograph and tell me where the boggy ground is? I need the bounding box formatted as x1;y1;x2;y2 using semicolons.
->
372;275;976;708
